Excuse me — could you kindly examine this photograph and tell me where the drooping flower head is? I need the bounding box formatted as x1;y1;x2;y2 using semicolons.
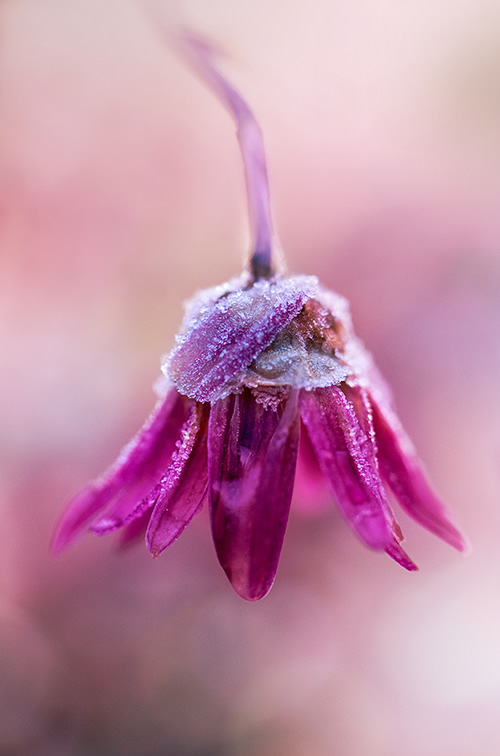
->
52;30;467;600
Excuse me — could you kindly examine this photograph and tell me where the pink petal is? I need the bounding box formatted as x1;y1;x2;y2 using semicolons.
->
299;386;411;565
117;506;153;549
370;395;467;552
343;384;406;538
91;392;193;536
167;275;318;403
294;421;330;512
145;402;210;557
208;389;300;601
52;388;187;553
385;541;418;571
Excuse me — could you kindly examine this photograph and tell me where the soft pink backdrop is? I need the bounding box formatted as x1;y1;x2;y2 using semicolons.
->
1;1;500;754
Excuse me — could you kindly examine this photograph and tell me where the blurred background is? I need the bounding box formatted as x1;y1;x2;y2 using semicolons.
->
1;0;500;754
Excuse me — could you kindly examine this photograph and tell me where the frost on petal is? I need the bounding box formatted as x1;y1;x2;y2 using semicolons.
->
300;386;417;569
370;394;467;552
342;325;466;552
52;388;188;553
208;388;300;601
165;275;319;403
146;402;210;557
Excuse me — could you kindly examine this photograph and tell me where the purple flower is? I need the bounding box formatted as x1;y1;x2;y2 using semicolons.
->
53;30;466;600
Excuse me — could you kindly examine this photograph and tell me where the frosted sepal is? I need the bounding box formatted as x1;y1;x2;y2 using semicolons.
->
165;274;319;402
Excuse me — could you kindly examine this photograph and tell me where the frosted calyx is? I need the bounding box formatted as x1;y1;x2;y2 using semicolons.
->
163;274;364;403
164;275;320;403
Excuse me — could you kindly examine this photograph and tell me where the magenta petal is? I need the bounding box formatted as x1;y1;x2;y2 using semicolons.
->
118;506;153;550
52;388;187;553
300;386;406;559
385;541;418;571
90;392;191;536
371;396;467;552
208;389;300;601
146;402;210;557
294;421;330;511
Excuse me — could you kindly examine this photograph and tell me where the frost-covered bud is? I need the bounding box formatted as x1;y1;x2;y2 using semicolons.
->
165;274;353;402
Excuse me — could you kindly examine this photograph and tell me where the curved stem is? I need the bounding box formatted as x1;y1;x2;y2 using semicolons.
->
179;32;275;279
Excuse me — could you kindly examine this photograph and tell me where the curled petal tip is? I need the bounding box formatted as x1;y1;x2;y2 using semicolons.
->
145;526;163;558
51;487;103;556
370;397;469;555
440;528;469;554
50;527;65;556
453;531;471;555
222;557;277;601
230;579;274;602
209;389;299;602
50;533;68;558
385;542;419;572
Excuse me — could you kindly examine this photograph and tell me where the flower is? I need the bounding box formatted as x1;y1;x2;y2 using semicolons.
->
52;30;466;601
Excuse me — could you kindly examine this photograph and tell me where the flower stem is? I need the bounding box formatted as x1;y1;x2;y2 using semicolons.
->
179;32;275;280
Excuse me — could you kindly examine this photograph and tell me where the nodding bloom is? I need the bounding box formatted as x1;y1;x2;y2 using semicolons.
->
53;31;467;600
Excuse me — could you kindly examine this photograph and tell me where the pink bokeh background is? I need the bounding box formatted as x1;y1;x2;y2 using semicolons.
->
1;1;500;753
